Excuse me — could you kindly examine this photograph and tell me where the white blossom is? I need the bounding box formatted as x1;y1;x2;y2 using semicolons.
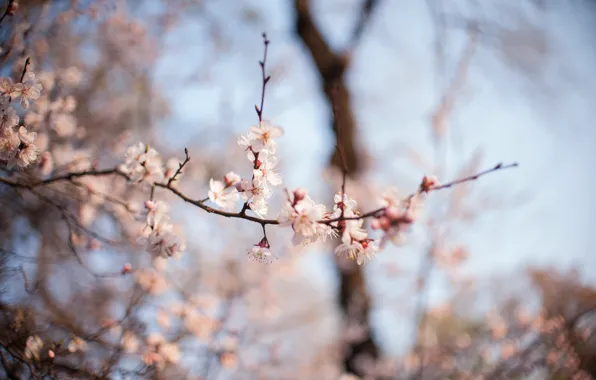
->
139;221;185;259
0;103;18;132
248;242;272;262
120;142;164;185
249;120;284;153
251;149;282;188
280;190;327;246
224;171;241;187
11;72;42;109
25;335;43;360
6;126;38;169
144;200;169;229
67;336;88;353
0;77;13;97
335;231;378;265
208;179;239;210
333;192;357;216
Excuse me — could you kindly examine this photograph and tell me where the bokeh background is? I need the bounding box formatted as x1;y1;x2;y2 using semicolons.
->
1;0;596;379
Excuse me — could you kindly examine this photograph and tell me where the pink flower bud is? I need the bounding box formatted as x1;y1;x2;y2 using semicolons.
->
293;188;306;202
421;175;440;192
385;206;401;220
257;237;270;249
379;217;390;231
48;350;55;359
88;239;102;250
371;219;381;230
144;200;155;210
121;263;132;275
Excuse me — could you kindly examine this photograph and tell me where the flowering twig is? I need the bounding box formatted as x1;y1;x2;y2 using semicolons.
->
0;161;519;231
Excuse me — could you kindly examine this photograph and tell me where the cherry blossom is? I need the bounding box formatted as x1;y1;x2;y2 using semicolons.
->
25;335;43;361
208;178;240;210
249;238;272;262
120;142;164;185
11;72;43;109
251;149;283;187
7;126;39;169
280;189;327;246
247;120;284;153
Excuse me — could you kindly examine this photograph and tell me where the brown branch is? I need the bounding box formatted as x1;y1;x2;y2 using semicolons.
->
255;33;271;123
1;161;517;230
19;57;30;83
166;147;190;187
0;0;16;28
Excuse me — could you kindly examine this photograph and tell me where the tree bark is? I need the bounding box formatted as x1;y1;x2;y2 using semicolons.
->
293;0;380;375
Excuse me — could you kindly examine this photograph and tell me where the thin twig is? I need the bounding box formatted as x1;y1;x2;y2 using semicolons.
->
0;0;16;28
255;33;271;123
167;147;190;187
19;57;30;82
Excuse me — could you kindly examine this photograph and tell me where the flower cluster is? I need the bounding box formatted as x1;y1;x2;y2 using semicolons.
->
142;333;180;369
279;189;380;265
120;129;439;266
371;177;439;247
0;72;42;169
206;121;285;215
119;142;165;185
332;192;380;265
137;200;186;259
0;72;43;109
279;188;335;246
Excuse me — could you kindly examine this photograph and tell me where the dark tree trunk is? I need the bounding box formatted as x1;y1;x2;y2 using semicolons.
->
293;0;380;375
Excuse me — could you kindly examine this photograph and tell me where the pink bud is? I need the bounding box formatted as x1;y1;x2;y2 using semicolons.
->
257;237;270;249
48;350;55;359
88;239;102;250
121;263;132;275
421;175;440;192
144;200;155;210
385;206;401;220
379;217;390;231
371;219;381;230
293;188;307;202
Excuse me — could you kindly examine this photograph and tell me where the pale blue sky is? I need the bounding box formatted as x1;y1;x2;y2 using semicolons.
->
153;0;596;354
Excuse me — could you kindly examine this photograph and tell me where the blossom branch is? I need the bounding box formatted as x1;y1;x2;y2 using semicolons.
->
1;161;519;230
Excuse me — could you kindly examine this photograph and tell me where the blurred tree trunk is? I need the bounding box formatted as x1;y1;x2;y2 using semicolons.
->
293;0;379;375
